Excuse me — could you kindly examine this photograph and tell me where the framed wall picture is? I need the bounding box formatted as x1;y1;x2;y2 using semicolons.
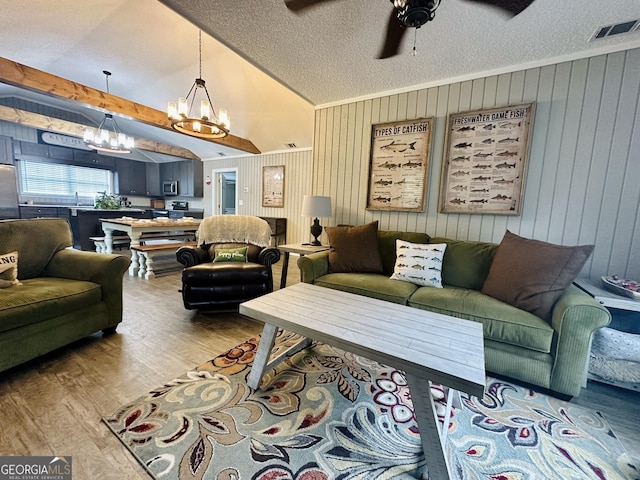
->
366;117;434;212
439;103;535;215
262;165;285;208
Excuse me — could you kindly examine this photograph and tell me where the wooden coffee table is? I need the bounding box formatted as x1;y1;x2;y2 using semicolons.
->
239;283;485;480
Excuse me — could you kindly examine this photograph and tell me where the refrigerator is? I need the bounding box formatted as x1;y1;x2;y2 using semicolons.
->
0;164;20;220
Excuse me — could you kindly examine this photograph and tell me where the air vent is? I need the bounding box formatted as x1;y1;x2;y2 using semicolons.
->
590;19;639;41
217;152;226;157
286;142;297;149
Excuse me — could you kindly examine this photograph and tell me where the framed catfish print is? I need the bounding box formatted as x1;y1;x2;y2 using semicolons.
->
439;103;535;215
366;118;433;212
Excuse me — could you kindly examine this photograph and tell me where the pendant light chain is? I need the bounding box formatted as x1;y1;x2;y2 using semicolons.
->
198;30;203;79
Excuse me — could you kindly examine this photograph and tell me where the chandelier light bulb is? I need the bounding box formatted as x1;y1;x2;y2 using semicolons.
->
200;100;210;120
219;108;228;128
178;97;189;117
167;102;178;119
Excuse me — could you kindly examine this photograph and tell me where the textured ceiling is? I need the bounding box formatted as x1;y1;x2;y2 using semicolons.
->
0;0;639;159
161;0;640;105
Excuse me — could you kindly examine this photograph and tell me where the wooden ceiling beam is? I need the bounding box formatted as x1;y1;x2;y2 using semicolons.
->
0;56;260;155
0;105;200;160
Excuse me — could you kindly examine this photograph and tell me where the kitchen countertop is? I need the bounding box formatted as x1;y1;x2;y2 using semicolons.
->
19;204;203;213
21;204;146;211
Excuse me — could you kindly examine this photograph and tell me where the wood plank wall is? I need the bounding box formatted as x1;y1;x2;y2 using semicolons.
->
311;48;640;282
201;150;314;245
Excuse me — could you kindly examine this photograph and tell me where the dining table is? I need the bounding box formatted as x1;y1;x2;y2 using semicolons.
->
100;216;201;276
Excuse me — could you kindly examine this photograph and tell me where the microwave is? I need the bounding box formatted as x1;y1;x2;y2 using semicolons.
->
163;180;178;196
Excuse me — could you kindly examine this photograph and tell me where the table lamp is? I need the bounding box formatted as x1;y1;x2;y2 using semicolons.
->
301;195;332;246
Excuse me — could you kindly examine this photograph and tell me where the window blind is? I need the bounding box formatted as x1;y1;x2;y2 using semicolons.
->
18;160;113;196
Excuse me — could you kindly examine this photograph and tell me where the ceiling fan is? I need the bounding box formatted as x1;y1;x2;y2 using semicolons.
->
285;0;536;59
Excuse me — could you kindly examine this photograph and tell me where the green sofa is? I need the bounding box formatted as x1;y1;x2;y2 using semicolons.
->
297;230;611;398
0;218;131;373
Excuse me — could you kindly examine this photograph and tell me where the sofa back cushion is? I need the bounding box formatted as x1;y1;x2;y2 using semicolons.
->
378;230;431;275
0;218;73;280
326;222;384;274
430;236;498;290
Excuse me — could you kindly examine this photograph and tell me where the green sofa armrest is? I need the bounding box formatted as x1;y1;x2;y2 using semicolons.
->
297;250;330;284
549;284;611;396
42;249;131;326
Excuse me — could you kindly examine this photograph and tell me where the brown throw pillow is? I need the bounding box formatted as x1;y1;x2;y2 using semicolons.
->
325;221;384;274
481;231;593;320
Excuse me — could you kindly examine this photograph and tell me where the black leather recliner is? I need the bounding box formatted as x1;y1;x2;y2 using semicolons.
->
176;216;281;311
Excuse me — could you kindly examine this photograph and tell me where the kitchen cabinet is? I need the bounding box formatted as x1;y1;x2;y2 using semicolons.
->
145;163;161;196
47;145;74;161
68;208;148;250
116;158;146;195
0;136;14;165
18;142;49;157
19;206;60;219
160;160;203;198
73;150;116;169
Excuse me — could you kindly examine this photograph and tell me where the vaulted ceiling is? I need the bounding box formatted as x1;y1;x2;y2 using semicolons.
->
0;0;638;160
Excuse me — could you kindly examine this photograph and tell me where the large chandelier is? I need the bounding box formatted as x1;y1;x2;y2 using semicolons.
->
83;71;135;153
167;31;230;139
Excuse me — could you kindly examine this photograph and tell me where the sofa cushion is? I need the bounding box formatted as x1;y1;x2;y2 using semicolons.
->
390;240;446;288
182;262;269;286
0;278;102;332
430;237;497;290
377;230;431;275
326;222;384;274
315;273;418;305
0;251;21;288
0;218;73;280
481;231;593;320
408;286;554;353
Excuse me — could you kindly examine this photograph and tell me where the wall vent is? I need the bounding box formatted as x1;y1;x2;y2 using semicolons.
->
286;142;297;148
590;19;639;41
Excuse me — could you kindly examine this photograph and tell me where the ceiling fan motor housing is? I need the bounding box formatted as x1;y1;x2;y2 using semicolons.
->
393;0;438;28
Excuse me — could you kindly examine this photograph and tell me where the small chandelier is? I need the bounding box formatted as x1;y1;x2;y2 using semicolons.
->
83;71;135;153
168;31;230;139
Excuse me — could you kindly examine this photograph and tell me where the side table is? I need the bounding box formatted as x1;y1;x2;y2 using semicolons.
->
277;243;330;289
575;279;640;391
575;279;640;314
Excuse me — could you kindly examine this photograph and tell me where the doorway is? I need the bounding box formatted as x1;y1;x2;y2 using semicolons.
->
211;168;238;215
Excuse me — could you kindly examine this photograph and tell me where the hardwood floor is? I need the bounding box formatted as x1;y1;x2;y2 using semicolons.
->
0;256;638;479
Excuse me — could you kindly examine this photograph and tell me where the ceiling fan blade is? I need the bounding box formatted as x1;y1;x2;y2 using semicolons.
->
377;9;408;59
285;0;336;12
463;0;535;16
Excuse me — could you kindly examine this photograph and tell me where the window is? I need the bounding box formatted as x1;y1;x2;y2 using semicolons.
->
18;160;113;196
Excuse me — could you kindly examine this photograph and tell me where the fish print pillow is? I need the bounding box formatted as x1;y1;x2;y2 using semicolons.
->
390;240;446;288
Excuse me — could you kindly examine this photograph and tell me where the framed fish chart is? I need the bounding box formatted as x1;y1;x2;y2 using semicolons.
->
366;118;434;212
439;103;535;215
262;165;285;207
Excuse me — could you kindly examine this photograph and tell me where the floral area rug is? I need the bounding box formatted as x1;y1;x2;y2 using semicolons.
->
103;331;639;480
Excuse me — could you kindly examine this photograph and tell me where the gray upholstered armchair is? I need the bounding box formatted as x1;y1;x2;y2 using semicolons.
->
176;215;281;311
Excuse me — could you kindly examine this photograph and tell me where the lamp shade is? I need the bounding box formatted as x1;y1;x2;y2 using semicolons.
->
301;195;332;218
